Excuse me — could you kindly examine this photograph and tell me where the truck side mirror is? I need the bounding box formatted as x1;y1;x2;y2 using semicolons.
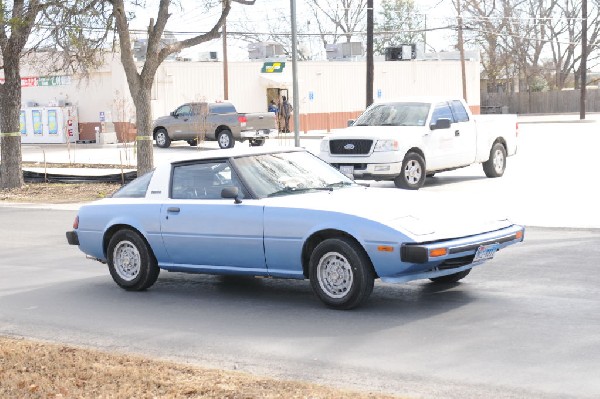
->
347;119;355;127
430;118;451;130
170;111;176;117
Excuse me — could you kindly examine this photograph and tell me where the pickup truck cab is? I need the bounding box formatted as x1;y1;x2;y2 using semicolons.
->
318;97;518;189
152;101;278;149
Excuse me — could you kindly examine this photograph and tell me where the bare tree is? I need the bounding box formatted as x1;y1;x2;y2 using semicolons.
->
307;0;367;48
374;0;425;55
0;0;111;189
109;0;255;175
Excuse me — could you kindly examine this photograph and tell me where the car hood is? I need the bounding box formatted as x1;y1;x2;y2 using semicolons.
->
262;186;512;241
327;125;425;140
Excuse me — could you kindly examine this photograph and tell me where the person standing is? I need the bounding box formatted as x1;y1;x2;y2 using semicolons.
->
281;96;293;133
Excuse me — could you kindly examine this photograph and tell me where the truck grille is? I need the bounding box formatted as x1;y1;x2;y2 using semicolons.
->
329;139;373;155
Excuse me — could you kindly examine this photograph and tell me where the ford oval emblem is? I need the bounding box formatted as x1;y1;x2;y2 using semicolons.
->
344;143;355;150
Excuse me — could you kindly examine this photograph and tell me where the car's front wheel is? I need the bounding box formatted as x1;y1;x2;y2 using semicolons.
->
154;128;171;148
107;229;160;291
309;237;374;310
394;152;426;190
217;130;234;149
483;142;507;177
429;269;471;284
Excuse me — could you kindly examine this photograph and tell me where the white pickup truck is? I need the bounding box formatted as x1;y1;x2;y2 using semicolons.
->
318;97;518;189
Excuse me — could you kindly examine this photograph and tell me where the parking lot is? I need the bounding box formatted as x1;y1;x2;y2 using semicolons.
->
18;114;600;228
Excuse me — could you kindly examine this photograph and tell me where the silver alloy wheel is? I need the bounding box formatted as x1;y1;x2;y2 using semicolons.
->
218;132;231;148
156;131;166;146
317;251;354;299
493;148;505;174
404;159;422;185
113;240;141;282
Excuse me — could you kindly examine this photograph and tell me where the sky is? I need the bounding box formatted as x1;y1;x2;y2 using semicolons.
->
129;0;458;61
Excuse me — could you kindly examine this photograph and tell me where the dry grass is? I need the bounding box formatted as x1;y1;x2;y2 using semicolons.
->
0;336;397;399
0;182;120;203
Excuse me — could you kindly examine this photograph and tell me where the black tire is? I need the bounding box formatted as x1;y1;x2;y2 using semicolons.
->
309;237;375;310
107;229;160;291
217;130;235;149
249;138;265;147
394;152;426;190
187;139;198;147
430;269;471;284
154;128;171;148
483;142;507;178
426;172;436;178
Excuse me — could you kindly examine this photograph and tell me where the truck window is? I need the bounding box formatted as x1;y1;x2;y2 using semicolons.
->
175;105;193;117
451;100;470;122
209;103;237;114
431;102;455;124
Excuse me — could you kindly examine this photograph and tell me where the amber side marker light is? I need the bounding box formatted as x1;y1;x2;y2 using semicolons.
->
515;230;523;240
73;216;79;229
377;245;394;252
429;248;448;257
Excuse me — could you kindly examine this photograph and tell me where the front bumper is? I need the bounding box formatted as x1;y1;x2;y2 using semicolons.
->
240;128;278;139
318;150;403;179
66;231;79;246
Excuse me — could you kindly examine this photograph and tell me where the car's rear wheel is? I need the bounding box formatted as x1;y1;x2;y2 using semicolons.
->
429;269;471;284
107;229;160;291
309;237;374;310
394;152;426;190
483;142;507;177
217;130;234;149
155;128;171;148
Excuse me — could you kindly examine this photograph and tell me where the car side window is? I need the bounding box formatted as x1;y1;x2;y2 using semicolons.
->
171;161;246;200
451;100;470;122
431;102;455;125
175;105;192;117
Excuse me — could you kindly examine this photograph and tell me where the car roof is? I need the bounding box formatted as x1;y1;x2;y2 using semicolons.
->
164;146;307;166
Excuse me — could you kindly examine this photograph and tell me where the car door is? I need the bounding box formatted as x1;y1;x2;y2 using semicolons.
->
450;100;477;166
160;160;267;274
170;104;194;139
425;102;457;170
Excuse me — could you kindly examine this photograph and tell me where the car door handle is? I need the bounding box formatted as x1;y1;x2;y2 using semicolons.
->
455;130;460;136
167;207;180;213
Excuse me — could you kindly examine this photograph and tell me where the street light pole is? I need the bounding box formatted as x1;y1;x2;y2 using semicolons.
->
366;0;374;107
580;0;587;120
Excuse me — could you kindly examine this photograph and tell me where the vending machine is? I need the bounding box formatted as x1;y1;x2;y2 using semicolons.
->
19;106;79;144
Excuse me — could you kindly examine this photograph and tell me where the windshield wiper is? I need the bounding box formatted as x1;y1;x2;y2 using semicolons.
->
326;181;354;189
267;186;333;197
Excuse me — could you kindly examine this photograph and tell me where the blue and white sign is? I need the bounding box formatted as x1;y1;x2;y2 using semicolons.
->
308;91;314;102
377;89;382;99
99;111;105;122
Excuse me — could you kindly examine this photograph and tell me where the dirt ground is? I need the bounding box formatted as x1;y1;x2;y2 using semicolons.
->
0;337;398;399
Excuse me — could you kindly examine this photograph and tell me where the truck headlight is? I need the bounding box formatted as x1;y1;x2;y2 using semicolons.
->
320;139;330;153
374;140;399;152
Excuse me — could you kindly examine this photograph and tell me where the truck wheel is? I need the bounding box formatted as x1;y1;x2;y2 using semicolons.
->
394;152;426;190
309;237;375;310
249;138;265;147
217;130;234;149
154;128;171;148
483;142;507;178
430;269;471;284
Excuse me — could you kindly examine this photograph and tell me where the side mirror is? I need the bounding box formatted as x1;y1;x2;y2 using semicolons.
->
347;119;355;127
221;186;242;204
170;111;175;117
430;118;451;130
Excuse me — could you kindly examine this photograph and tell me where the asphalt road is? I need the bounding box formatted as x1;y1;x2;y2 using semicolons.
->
1;207;599;398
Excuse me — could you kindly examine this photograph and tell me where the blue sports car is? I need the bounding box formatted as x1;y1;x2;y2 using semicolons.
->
66;147;524;309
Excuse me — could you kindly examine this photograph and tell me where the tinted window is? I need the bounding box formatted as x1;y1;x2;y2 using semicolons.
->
209;103;236;114
112;171;154;198
171;161;246;199
431;102;455;124
175;105;192;116
451;100;470;122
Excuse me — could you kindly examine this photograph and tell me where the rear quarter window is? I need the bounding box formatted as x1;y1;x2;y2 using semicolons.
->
112;171;154;198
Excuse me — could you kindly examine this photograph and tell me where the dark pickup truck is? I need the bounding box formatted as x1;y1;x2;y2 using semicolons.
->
152;101;278;149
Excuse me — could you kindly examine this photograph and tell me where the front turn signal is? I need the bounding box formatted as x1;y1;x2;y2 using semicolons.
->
429;248;448;257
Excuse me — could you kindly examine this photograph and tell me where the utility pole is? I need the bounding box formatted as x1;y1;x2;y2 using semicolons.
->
290;0;300;147
456;0;467;102
580;0;587;120
222;2;229;100
366;0;374;107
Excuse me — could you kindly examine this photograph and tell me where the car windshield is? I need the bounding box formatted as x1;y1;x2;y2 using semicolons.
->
354;102;430;127
232;151;356;198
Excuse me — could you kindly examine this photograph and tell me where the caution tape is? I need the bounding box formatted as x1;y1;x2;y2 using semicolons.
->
0;132;21;137
135;136;153;141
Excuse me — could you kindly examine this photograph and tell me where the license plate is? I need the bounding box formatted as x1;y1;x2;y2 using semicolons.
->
473;243;499;262
340;165;354;178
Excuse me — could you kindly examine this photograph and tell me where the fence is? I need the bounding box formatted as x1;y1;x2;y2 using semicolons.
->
482;89;600;114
